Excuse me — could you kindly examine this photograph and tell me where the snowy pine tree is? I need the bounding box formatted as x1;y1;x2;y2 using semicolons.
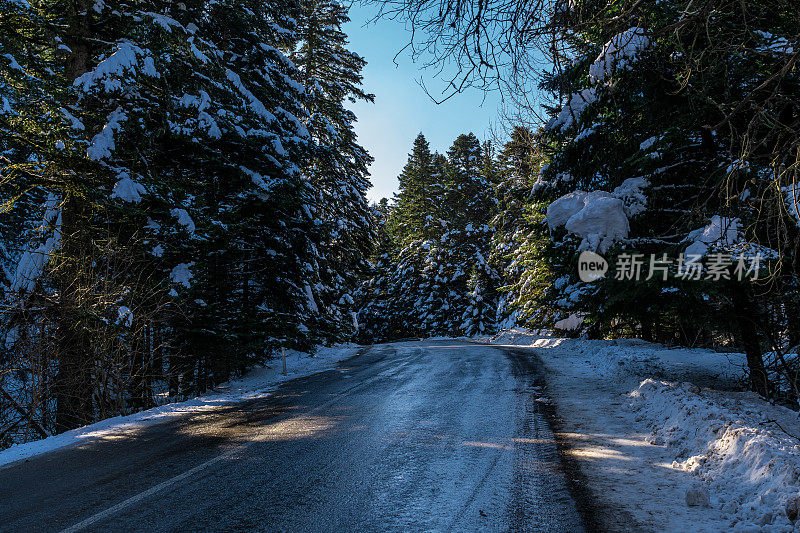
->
293;0;375;344
0;0;318;430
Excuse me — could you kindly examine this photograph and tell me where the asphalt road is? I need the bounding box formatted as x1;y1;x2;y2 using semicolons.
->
0;340;586;532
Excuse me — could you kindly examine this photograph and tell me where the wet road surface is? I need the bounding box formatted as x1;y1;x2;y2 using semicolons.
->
0;340;585;532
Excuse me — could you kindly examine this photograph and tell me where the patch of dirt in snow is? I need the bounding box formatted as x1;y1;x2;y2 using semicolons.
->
484;329;800;532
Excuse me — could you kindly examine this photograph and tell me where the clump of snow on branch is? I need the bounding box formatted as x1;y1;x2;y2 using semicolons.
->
684;216;740;257
116;306;133;327
87;108;126;161
547;27;650;133
754;30;795;55
10;194;62;293
547;178;648;252
170;263;193;288
140;12;184;33
111;174;146;203
589;27;650;83
60;108;85;131
225;69;276;122
74;42;159;93
784;183;800;228
546;88;597;132
554;313;584;331
170;208;195;233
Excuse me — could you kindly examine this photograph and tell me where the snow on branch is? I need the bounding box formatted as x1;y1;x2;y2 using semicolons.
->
74;42;159;93
87;107;127;161
225;69;277;122
10;194;61;294
546;88;596;132
589;27;650;83
546;178;649;253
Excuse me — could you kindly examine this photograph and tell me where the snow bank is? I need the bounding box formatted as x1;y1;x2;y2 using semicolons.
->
484;329;800;531
0;345;363;468
631;379;800;530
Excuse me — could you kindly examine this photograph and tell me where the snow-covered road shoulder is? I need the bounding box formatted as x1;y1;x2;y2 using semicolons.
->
485;330;800;532
0;345;363;469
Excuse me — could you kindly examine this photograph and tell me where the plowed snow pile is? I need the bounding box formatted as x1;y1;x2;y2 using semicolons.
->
631;379;800;531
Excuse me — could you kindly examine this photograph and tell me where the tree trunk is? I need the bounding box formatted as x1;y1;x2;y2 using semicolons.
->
55;1;94;433
730;284;770;398
55;193;95;432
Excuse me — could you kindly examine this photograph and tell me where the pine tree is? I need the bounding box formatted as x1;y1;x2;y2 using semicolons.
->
358;132;500;340
293;0;375;344
533;0;800;396
0;0;316;431
490;126;550;328
389;133;445;242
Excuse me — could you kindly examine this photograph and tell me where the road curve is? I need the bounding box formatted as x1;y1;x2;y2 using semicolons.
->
0;340;585;532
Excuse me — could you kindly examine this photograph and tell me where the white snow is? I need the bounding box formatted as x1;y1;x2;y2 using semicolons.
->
110;174;146;203
141;12;184;33
304;283;319;313
565;193;629;252
239;166;274;192
189;37;210;63
784;184;800;228
2;53;23;72
639;136;657;151
170;262;193;288
170;208;195;233
74;42;159;93
0;345;363;468
546;88;597;132
754;30;795;55
548;187;637;253
225;69;277;122
116;306;133;327
613;177;649;217
589;27;650;83
484;329;800;531
684;215;741;258
87;107;126;161
11;196;62;293
546;190;588;230
60;107;85;131
554;313;583;330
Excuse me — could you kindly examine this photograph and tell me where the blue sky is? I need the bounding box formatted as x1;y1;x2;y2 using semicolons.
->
343;3;503;203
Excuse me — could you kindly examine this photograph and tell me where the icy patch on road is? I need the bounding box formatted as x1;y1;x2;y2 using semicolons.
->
0;345;362;468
